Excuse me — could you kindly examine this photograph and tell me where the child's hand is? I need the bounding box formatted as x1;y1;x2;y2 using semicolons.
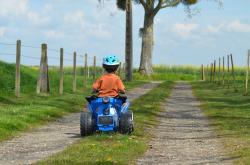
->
118;92;127;98
92;89;98;94
118;90;125;94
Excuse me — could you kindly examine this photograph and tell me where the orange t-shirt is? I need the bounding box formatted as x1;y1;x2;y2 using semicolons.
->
92;73;125;97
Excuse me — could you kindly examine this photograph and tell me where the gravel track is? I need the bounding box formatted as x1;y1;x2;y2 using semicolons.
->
0;82;160;165
137;82;234;165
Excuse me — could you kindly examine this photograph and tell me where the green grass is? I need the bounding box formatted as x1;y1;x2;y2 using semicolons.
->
3;59;250;163
191;81;250;164
38;81;174;165
0;61;147;142
133;65;201;81
0;60;105;95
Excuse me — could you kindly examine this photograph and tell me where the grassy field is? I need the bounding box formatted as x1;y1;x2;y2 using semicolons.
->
2;60;250;164
192;80;250;164
0;61;202;143
134;65;201;81
38;81;174;165
0;61;104;95
0;61;147;142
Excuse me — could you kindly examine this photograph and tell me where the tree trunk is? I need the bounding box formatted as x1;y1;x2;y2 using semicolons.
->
125;0;133;81
139;12;154;75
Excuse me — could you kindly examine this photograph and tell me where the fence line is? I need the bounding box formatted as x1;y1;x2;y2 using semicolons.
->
245;50;250;95
0;39;125;97
0;42;16;46
201;51;250;96
59;48;64;95
0;41;101;62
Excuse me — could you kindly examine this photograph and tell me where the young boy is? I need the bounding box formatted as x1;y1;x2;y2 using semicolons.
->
92;55;125;97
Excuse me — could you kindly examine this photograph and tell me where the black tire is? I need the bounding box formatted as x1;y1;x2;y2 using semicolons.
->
80;112;94;136
119;111;134;134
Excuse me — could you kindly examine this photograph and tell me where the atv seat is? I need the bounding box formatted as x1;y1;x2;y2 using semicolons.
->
86;95;127;104
86;95;98;103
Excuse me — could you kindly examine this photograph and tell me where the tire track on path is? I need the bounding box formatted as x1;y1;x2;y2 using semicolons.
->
137;82;235;165
0;82;160;165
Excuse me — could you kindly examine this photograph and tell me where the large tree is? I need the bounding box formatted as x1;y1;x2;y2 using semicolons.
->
116;0;199;75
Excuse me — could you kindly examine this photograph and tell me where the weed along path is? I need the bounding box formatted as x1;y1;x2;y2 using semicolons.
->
137;82;234;165
0;82;160;165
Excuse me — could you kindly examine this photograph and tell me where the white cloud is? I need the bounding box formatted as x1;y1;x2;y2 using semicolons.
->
206;20;250;34
172;22;198;39
85;0;99;5
0;0;50;26
206;23;225;33
27;11;50;26
0;0;28;17
43;4;53;13
64;11;84;27
226;20;250;33
44;30;64;39
87;24;111;39
0;27;6;37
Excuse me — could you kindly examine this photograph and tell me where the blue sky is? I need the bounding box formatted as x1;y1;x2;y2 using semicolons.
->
0;0;250;67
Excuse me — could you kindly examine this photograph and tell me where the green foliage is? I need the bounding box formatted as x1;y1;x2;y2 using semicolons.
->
182;0;198;6
39;81;174;165
115;0;199;11
116;0;126;10
116;0;143;10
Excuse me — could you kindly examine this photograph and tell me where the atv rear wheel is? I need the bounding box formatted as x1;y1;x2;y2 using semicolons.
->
119;111;134;134
80;112;94;136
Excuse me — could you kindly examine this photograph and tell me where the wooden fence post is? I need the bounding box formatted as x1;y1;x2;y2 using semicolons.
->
37;43;50;94
73;52;76;92
201;64;203;80
123;63;126;80
15;40;21;97
87;62;90;79
213;60;216;83
118;62;122;77
93;56;96;81
206;64;209;82
245;50;250;95
59;48;64;95
230;54;237;92
227;55;230;88
203;64;205;81
210;63;213;82
222;56;225;86
84;53;88;87
201;64;205;81
218;58;221;84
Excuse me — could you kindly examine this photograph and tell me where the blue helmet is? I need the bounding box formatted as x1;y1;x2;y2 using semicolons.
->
103;55;119;66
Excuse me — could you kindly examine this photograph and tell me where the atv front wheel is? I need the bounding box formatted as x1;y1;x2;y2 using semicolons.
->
119;111;134;134
80;112;94;136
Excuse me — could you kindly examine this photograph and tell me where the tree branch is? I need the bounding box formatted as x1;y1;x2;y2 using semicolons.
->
161;0;181;9
152;0;163;16
139;0;148;11
153;0;181;16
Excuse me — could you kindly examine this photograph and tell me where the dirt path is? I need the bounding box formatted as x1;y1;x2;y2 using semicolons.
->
0;82;160;165
137;82;234;165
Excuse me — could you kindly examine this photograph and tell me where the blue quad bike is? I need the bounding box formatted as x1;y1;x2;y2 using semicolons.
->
80;96;134;136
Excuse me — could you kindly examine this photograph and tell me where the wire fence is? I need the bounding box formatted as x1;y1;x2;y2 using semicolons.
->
0;41;107;65
201;52;250;96
0;40;125;97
